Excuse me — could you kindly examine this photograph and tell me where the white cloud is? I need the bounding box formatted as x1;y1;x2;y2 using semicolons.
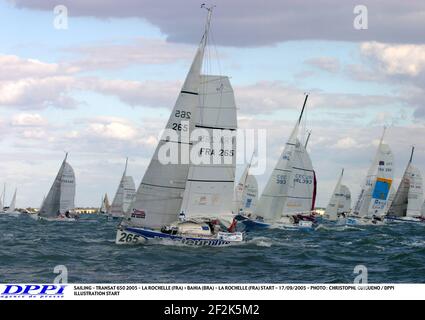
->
11;113;47;126
235;81;394;115
305;57;340;73
333;137;357;150
88;121;138;141
69;38;194;71
21;128;47;140
0;76;78;109
82;78;179;108
0;54;75;80
361;42;425;76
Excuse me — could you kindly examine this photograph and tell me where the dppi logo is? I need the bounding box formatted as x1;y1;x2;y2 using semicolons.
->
1;285;66;299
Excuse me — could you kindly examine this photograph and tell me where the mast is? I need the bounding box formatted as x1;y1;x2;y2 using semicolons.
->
409;146;415;163
298;94;309;125
124;157;129;176
200;4;214;44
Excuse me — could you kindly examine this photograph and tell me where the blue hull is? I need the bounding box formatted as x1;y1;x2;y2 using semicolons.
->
235;215;270;231
236;215;316;231
118;226;239;247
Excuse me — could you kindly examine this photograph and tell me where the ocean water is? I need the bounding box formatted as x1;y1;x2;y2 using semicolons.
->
1;214;425;283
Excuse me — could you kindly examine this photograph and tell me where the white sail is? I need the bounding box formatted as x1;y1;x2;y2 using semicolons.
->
406;165;423;217
100;193;110;213
179;75;237;222
127;19;209;229
239;175;258;215
109;160;136;218
6;188;17;213
325;169;345;220
39;154;76;218
340;185;351;213
353;130;393;217
234;164;250;213
387;185;396;209
254;96;309;222
388;148;423;218
234;155;258;215
282;138;316;215
0;189;3;211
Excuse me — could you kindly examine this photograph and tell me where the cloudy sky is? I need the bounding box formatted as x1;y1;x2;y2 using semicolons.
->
1;0;425;208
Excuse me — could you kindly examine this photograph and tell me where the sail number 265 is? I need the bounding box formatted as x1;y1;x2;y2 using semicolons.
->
118;232;140;243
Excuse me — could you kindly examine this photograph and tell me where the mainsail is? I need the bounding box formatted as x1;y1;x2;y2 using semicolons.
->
39;153;76;218
179;75;237;222
109;159;136;218
127;10;211;229
100;193;110;213
340;185;351;213
353;129;394;217
254;95;309;222
234;154;258;215
6;189;17;213
387;147;424;218
325;169;345;220
282;137;316;215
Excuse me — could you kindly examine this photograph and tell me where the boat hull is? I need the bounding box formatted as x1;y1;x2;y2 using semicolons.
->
385;216;425;224
116;226;243;247
235;215;271;231
35;215;77;222
235;214;316;231
346;217;385;226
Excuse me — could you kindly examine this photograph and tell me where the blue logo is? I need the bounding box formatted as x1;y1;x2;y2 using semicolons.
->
1;285;67;299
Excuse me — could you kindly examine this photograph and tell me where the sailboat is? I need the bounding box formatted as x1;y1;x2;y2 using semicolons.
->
3;188;20;216
348;128;394;225
107;158;135;220
236;95;318;231
385;147;425;224
324;169;351;223
234;155;258;217
116;7;243;246
35;153;77;221
98;193;110;214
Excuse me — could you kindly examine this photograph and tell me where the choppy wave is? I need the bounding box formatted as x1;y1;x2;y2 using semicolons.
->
1;214;425;283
